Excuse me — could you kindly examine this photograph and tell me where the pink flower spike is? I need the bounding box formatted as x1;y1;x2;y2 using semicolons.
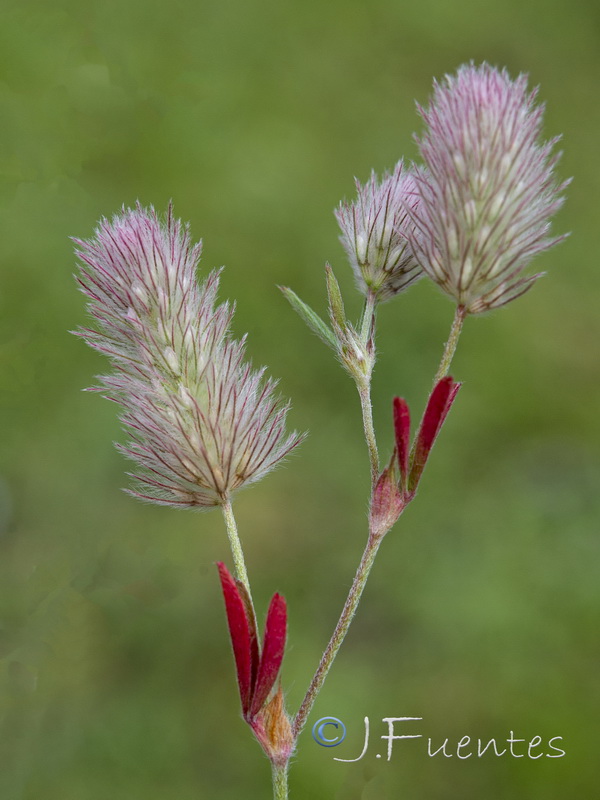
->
335;161;424;301
393;397;411;489
410;63;569;313
409;377;461;493
250;593;287;718
217;562;258;718
74;204;304;509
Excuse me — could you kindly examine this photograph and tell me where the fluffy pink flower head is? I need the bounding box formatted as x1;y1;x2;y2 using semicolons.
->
335;161;423;302
410;63;569;313
74;204;303;509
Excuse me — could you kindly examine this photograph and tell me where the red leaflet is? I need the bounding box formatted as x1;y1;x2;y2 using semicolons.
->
393;397;411;489
250;593;287;718
409;376;461;492
217;562;257;716
217;563;287;722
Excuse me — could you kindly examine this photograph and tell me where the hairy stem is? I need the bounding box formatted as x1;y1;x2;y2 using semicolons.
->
359;385;379;488
293;292;384;736
408;305;467;469
271;763;289;800
432;304;467;385
293;530;384;737
358;291;379;487
292;306;467;739
220;495;253;606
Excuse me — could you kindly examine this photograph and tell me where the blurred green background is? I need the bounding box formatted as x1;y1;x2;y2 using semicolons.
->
0;0;598;797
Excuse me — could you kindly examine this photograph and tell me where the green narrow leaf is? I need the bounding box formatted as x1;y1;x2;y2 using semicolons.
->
324;263;347;331
279;286;338;350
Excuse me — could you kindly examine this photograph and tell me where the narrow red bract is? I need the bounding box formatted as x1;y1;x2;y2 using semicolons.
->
250;593;287;718
217;563;287;722
217;562;256;716
393;397;411;489
409;376;461;492
235;578;260;694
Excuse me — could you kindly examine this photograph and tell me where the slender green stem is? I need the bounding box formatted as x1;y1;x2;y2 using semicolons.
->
358;292;379;487
220;495;253;605
221;497;284;794
408;305;467;470
271;762;289;800
292;306;468;740
359;384;379;488
293;530;384;737
432;304;467;386
293;291;383;736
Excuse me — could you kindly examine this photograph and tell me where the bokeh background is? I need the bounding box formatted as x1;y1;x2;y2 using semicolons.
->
1;0;598;798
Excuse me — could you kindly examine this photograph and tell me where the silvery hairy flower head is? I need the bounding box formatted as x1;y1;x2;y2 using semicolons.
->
74;204;303;509
410;63;569;313
335;161;424;302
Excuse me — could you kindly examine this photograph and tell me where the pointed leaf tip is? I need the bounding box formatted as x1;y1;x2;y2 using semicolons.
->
324;263;347;331
250;593;287;718
280;285;337;350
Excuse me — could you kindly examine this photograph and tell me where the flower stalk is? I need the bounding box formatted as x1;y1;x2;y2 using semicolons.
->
293;325;462;742
293;528;386;738
358;383;379;488
358;293;379;486
220;495;253;604
271;763;289;800
432;304;467;385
